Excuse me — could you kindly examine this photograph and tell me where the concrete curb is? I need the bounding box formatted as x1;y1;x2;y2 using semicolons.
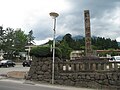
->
0;74;7;79
7;71;27;79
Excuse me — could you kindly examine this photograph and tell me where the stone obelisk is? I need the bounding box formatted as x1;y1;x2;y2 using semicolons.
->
84;10;92;56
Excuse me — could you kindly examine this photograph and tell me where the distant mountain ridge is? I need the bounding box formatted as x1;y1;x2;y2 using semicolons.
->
56;35;84;41
56;35;96;41
56;35;120;46
72;35;84;40
118;42;120;46
56;35;64;41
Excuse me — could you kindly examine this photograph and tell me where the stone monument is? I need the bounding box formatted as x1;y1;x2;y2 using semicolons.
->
84;10;92;56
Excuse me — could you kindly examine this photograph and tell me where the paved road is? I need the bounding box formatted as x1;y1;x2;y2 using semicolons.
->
0;79;95;90
0;63;30;75
0;80;64;90
0;63;95;90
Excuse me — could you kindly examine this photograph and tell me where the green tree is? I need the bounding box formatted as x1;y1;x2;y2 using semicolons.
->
58;41;72;59
91;37;119;50
3;28;28;59
62;33;75;49
27;30;35;45
0;26;6;49
3;28;15;59
111;40;119;49
14;28;28;52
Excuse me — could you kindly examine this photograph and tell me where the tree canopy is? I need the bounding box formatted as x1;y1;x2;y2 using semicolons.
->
55;33;119;59
0;26;35;59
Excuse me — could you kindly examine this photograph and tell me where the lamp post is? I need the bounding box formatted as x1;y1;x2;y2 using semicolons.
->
49;12;59;84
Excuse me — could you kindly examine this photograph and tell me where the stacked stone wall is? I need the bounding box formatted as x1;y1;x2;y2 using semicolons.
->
55;72;120;89
27;57;53;83
27;57;120;89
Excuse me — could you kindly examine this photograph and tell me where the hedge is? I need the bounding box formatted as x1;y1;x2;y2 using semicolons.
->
30;46;62;58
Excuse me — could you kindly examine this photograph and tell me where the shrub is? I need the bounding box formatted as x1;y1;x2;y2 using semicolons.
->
30;46;62;58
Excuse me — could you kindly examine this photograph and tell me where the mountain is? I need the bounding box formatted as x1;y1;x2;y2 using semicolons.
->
72;35;84;40
118;42;120;46
56;35;96;41
56;35;84;41
56;35;120;47
56;35;64;41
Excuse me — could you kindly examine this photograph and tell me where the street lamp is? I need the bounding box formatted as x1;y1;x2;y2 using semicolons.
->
49;12;59;84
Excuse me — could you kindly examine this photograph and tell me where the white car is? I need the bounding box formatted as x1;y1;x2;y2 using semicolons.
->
109;56;120;62
109;56;120;69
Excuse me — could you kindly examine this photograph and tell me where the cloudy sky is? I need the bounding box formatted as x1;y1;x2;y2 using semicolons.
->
0;0;120;45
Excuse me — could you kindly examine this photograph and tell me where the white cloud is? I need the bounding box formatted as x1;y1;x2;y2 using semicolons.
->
34;37;52;45
116;37;120;42
0;0;72;45
0;0;71;29
1;0;120;43
91;6;120;41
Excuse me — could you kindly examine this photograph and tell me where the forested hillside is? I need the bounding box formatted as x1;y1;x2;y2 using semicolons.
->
46;33;119;59
55;33;119;50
